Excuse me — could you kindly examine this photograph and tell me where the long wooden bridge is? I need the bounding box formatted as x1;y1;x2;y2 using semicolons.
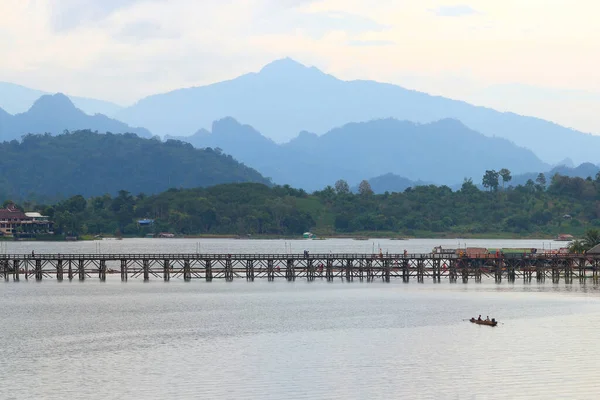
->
1;253;599;284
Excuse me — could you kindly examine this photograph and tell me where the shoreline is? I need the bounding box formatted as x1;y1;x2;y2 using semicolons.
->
3;232;570;242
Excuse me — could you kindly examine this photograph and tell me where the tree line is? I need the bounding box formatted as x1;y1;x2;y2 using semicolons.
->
8;169;600;238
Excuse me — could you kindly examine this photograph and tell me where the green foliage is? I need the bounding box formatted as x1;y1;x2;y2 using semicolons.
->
10;172;600;237
482;170;500;191
0;130;269;201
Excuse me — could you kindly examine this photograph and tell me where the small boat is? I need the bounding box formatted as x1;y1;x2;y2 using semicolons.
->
469;318;498;327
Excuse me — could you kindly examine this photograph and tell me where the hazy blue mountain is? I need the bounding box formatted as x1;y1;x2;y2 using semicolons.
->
511;162;600;187
355;173;428;194
167;117;358;190
0;94;151;140
0;81;123;116
172;117;548;191
117;58;600;164
0;130;268;201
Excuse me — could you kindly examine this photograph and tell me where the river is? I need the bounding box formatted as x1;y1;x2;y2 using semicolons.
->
1;238;597;399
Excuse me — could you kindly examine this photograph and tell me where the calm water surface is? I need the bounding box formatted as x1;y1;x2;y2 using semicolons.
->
0;239;597;399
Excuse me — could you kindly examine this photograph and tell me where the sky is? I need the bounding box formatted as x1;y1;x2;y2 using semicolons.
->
1;0;600;133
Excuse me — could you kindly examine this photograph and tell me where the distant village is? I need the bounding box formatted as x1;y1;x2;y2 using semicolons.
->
0;203;53;237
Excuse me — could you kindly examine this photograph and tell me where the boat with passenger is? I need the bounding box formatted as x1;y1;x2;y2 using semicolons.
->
469;317;498;327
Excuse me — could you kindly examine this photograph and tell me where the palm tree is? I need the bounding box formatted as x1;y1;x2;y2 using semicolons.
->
568;239;587;254
582;229;600;251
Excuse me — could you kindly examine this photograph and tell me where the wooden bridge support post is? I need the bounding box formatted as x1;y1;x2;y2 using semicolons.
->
120;259;127;282
68;260;73;281
536;260;545;282
13;259;19;281
494;259;502;283
143;259;150;282
306;259;314;281
326;259;333;282
461;261;468;284
593;260;599;284
507;261;516;283
551;259;560;284
578;258;586;283
417;259;424;283
358;259;364;280
246;260;254;281
24;259;29;281
449;260;457;283
286;259;295;281
383;259;391;283
183;260;192;282
433;259;441;283
225;258;233;282
474;260;482;283
99;260;106;282
35;259;42;281
205;260;213;282
163;260;170;281
402;259;409;283
78;259;85;281
345;259;353;282
56;259;63;282
267;260;274;281
564;260;573;284
366;259;373;282
3;260;8;282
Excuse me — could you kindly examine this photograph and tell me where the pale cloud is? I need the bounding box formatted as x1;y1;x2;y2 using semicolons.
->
430;5;479;17
1;0;600;134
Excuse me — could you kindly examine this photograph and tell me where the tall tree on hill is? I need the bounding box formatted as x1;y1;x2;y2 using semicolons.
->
499;168;512;189
536;173;547;190
482;170;500;191
358;180;374;196
334;179;350;195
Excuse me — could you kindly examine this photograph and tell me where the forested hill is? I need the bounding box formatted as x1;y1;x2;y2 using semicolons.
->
22;173;600;238
0;130;269;200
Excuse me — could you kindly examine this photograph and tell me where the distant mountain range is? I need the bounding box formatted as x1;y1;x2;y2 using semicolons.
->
168;117;548;191
352;173;428;194
117;58;600;165
0;94;151;140
510;162;600;187
0;81;123;116
0;130;268;201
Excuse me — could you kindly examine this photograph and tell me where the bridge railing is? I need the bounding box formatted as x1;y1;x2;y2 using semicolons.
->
0;252;589;260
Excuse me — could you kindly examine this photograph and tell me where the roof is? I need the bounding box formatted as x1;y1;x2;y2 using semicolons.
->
25;212;46;218
0;204;26;219
587;243;600;254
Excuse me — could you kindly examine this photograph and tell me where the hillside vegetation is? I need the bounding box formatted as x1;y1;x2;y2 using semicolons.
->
0;130;269;201
17;173;600;238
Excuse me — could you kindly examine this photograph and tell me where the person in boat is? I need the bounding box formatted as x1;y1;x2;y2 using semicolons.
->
491;318;496;323
485;316;490;321
478;315;482;321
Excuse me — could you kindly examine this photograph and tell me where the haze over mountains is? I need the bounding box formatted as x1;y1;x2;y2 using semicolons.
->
0;94;150;140
2;57;600;195
117;58;599;165
168;117;548;191
0;81;123;116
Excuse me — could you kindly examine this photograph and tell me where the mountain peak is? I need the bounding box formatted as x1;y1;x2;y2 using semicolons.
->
28;93;79;115
257;58;327;80
260;58;308;72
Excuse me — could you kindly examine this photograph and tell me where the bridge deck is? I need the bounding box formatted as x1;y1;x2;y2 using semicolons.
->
0;253;595;284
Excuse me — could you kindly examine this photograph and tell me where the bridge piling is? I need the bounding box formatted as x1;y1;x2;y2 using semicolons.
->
57;259;63;281
163;260;170;281
99;260;106;281
205;260;212;282
13;259;19;281
183;260;191;282
120;259;127;282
